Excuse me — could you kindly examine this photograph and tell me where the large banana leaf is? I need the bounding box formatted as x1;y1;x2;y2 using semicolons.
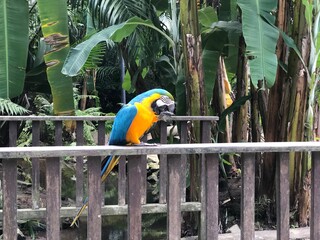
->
237;0;278;88
37;0;74;115
0;0;29;99
62;16;174;77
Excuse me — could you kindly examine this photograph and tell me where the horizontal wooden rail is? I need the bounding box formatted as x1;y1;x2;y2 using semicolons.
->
1;203;201;220
0;115;219;121
1;142;320;158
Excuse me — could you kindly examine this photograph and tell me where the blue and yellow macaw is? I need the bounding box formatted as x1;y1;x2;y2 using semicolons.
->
71;88;175;226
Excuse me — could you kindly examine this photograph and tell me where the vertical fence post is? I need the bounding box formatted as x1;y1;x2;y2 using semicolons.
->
87;156;102;240
311;151;320;240
167;154;181;240
3;121;18;240
127;155;143;240
32;120;40;209
46;120;62;240
76;120;84;206
276;152;290;239
180;121;188;202
141;135;147;204
98;121;106;206
159;121;168;203
200;120;219;240
118;156;126;205
241;152;255;240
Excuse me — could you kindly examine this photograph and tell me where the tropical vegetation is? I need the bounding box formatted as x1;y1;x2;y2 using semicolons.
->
1;0;320;237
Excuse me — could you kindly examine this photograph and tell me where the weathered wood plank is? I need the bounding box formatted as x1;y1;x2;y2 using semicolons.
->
76;120;84;206
276;152;290;239
3;121;18;240
160;121;168;203
46;121;62;240
311;151;320;240
141;135;147;204
46;158;61;240
12;202;202;219
98;121;106;206
4;142;320;159
167;154;181;240
200;120;212;240
203;153;219;240
97;121;106;146
180;121;188;202
87;156;102;240
241;153;255;240
0;115;218;121
127;155;143;240
118;156;126;205
32;121;40;209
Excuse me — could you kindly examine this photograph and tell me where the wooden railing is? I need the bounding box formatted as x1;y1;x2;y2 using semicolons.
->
0;116;320;239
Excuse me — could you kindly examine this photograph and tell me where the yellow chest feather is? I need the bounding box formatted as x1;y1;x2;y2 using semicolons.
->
125;102;158;144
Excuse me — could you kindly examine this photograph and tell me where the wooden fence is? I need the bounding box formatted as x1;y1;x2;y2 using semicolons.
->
0;116;319;239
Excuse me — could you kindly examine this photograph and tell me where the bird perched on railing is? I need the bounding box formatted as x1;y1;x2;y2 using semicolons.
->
71;88;175;226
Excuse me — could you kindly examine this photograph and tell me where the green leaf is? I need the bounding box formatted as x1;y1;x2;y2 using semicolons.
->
198;7;218;28
219;0;238;21
302;0;313;26
202;49;221;106
0;98;29;115
156;55;177;85
279;30;306;67
38;0;75;115
218;95;251;131
62;16;174;77
0;0;29;99
122;71;131;91
238;0;278;88
260;14;307;69
207;21;242;35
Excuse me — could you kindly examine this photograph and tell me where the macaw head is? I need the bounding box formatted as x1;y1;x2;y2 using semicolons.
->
151;95;175;117
129;88;175;117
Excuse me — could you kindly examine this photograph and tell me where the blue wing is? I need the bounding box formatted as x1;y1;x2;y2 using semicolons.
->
109;104;137;145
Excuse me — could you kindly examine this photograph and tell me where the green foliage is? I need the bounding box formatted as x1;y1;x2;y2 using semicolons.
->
37;0;75;115
238;0;278;88
63;16;174;77
0;98;30;115
218;95;251;132
17;120;33;147
82;42;108;71
0;0;29;99
198;7;218;28
19;219;46;240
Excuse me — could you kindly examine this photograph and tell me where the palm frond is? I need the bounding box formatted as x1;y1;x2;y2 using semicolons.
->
82;42;107;70
0;98;30;115
96;65;120;80
89;0;157;28
88;0;166;67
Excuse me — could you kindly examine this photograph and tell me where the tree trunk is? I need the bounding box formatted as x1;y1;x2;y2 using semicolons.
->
180;0;208;235
261;0;289;197
232;36;249;144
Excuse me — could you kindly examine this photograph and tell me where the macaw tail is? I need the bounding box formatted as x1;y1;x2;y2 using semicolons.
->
70;198;88;227
101;155;121;183
70;155;121;226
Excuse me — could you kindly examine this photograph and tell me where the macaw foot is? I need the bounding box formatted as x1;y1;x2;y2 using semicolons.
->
134;142;157;146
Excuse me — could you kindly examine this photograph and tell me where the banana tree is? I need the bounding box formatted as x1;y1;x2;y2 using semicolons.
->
37;0;75;115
